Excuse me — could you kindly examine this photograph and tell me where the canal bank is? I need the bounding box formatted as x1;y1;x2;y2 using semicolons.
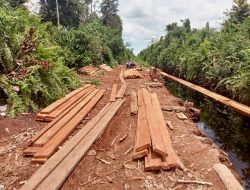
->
164;78;250;189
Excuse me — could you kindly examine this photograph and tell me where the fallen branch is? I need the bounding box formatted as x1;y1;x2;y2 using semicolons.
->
124;147;133;156
177;179;213;186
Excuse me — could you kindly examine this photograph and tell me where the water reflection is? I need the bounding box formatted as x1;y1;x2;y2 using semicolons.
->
164;78;250;189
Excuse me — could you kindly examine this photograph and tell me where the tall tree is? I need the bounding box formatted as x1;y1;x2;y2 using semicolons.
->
40;0;88;27
100;0;119;27
226;0;250;23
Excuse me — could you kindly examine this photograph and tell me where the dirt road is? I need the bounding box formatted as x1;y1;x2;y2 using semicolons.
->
0;66;240;189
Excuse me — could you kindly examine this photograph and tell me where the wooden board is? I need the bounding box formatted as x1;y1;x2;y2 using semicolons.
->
33;90;105;160
46;86;92;119
145;82;163;88
134;89;150;152
132;149;149;160
160;71;250;118
21;103;112;190
176;112;188;120
32;88;97;147
39;86;87;115
130;90;138;115
142;88;167;156
145;148;162;171
26;87;95;147
151;93;177;169
119;71;126;85
34;99;125;190
23;147;41;156
116;84;127;99
213;163;244;190
109;84;118;102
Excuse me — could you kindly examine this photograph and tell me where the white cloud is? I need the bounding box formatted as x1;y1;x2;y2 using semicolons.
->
119;0;233;54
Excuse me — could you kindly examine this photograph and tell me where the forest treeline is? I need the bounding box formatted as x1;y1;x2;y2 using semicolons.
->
139;0;250;105
0;0;133;115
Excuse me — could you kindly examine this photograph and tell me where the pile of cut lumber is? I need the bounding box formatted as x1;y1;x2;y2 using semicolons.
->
99;64;113;71
36;85;94;122
24;85;105;163
133;88;178;171
78;65;100;76
21;99;125;190
123;69;143;79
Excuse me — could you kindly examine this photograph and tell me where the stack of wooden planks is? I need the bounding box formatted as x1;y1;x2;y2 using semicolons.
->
99;64;113;71
133;88;178;170
36;85;94;122
24;85;105;163
78;65;101;76
21;99;125;190
123;69;143;79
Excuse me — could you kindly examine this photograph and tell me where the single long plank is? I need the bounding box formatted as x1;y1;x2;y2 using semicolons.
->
47;85;92;119
134;89;150;152
21;102;112;190
39;86;87;114
33;88;97;147
213;163;244;190
160;71;250;117
145;148;162;171
150;93;177;169
26;86;94;147
116;84;127;98
109;84;118;102
36;99;125;190
130;90;138;115
33;90;105;160
142;88;167;156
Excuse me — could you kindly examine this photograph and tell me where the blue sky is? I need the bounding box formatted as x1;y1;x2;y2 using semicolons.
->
119;0;234;54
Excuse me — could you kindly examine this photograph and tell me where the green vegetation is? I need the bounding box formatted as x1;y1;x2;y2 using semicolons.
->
139;0;250;105
0;0;134;116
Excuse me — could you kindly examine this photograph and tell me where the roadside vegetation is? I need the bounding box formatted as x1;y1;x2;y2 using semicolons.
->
139;0;250;105
0;0;134;116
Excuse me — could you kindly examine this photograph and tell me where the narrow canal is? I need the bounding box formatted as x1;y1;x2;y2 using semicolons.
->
164;78;250;189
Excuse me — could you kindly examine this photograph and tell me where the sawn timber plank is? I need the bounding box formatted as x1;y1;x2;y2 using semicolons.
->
33;90;105;160
150;93;177;169
134;89;150;152
35;99;125;190
109;84;118;102
142;88;167;156
21;103;111;190
33;87;97;147
26;86;94;147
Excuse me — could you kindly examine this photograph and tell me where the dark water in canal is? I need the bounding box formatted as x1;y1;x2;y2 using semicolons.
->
164;78;250;189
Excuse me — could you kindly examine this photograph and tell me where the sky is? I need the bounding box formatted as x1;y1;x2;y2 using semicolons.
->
118;0;234;54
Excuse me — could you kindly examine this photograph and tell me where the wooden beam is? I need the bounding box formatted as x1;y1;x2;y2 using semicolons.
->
21;103;112;190
176;112;188;120
33;90;105;160
142;88;167;156
26;86;95;147
134;89;150;152
35;100;125;190
32;88;98;147
160;71;250;118
116;84;127;99
109;84;118;102
213;163;244;190
130;90;138;115
150;93;178;170
39;85;89;115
